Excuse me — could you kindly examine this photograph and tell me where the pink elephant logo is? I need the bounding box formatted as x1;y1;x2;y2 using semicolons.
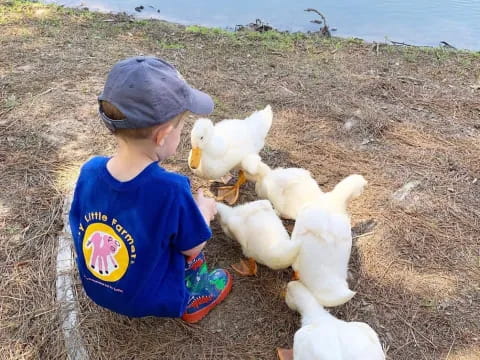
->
86;232;121;275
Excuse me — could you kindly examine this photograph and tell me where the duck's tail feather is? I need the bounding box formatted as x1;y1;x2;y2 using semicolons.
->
327;174;367;213
246;105;273;138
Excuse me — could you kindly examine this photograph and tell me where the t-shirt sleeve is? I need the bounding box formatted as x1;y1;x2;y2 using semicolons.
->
173;180;212;252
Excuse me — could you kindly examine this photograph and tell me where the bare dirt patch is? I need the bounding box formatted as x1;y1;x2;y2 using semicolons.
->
1;2;479;359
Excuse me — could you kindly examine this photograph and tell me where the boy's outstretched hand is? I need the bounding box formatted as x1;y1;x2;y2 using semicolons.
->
195;188;217;226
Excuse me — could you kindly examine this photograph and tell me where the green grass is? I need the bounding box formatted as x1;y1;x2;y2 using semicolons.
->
157;40;185;50
0;0;100;25
185;25;233;37
379;44;474;65
2;94;18;111
184;25;311;51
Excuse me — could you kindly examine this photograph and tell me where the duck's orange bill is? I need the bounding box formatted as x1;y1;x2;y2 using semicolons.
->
189;147;202;169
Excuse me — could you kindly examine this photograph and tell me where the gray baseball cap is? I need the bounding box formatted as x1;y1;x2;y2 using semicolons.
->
98;56;214;131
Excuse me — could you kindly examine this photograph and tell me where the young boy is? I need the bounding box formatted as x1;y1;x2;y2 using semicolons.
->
69;56;232;323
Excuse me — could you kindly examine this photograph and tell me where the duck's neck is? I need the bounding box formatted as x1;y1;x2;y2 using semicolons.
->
299;298;333;327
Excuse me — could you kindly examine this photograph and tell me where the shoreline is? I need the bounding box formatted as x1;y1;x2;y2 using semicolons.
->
40;0;480;52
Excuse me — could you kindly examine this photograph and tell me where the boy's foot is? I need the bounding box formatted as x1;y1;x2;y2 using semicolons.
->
182;269;233;323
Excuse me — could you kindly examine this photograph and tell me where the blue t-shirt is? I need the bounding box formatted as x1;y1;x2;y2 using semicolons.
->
69;156;211;317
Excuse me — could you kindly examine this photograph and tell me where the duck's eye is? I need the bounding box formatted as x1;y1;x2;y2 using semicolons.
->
200;136;204;140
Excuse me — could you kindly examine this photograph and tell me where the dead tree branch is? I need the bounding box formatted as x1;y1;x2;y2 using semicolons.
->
305;8;331;37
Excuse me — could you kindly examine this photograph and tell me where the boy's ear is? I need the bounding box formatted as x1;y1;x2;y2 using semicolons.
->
153;124;173;146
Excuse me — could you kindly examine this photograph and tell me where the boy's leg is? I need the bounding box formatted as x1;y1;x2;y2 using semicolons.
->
182;252;233;323
184;252;207;294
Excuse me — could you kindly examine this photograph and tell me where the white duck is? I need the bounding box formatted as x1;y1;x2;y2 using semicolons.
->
188;105;273;204
216;200;300;276
240;154;323;220
277;281;385;360
291;174;367;307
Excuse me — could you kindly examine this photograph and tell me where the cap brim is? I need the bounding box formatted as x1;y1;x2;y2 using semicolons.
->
187;87;215;115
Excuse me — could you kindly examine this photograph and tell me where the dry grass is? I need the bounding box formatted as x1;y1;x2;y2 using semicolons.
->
1;1;479;359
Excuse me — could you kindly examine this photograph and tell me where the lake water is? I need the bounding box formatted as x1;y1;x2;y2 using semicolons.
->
43;0;480;50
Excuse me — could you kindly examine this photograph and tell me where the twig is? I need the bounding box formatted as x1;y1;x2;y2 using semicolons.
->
391;40;414;47
0;87;51;121
305;8;328;27
396;313;438;348
378;260;396;281
445;337;455;359
305;8;331;37
32;87;55;100
352;231;375;240
397;76;425;84
440;41;456;49
0;295;24;301
410;327;419;347
33;308;57;318
389;340;414;355
6;307;57;320
388;38;435;48
0;107;14;118
15;260;32;267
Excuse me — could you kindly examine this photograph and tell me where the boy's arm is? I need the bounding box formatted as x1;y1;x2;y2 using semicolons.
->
193;189;217;227
173;182;213;254
180;189;216;256
181;241;206;257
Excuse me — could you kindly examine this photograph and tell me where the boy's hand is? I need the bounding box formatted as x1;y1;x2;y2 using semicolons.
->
195;188;217;225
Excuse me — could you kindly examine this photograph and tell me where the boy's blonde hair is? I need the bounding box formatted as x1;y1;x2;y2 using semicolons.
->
100;100;186;140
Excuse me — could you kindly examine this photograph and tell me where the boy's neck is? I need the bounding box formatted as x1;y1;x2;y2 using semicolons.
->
107;139;159;182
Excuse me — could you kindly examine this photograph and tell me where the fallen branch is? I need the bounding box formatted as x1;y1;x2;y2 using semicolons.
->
391;40;414;47
397;76;425;84
439;41;456;49
389;38;455;49
305;8;331;37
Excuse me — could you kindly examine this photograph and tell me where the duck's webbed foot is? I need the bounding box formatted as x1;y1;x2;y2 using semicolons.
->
215;170;247;205
277;348;294;360
231;257;258;276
